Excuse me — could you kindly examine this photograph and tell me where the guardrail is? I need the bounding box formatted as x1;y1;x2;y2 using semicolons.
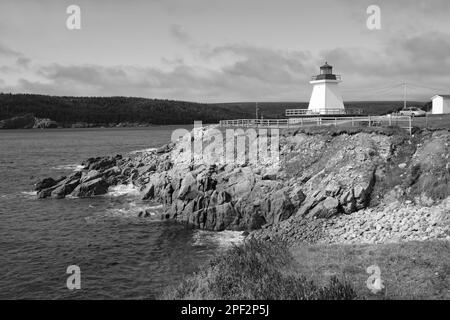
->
285;108;363;116
311;75;342;81
219;115;413;135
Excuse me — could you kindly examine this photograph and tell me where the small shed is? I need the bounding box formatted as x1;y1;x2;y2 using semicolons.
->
431;95;450;114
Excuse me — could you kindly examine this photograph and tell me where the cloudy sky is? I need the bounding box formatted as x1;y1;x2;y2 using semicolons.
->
0;0;449;102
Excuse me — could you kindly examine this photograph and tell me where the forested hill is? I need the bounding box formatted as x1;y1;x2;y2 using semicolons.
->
0;93;429;127
0;93;259;126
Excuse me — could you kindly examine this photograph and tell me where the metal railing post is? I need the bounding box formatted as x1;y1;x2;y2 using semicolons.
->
409;116;412;136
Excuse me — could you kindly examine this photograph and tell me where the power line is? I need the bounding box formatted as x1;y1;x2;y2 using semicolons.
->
341;82;402;93
406;82;450;93
346;83;404;100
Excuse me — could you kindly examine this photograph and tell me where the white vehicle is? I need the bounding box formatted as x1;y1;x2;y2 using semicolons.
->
398;107;426;117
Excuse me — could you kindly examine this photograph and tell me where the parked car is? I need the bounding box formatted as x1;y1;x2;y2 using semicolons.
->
398;107;426;117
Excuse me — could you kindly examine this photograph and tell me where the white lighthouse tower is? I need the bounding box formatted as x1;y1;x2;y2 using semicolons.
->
308;62;345;115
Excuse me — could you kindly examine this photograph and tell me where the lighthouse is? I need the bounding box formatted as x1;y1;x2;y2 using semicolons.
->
307;62;345;115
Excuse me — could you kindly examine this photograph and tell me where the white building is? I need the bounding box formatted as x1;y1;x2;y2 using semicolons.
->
307;62;345;114
431;95;450;114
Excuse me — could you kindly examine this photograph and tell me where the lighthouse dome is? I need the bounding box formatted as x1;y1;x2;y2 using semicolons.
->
320;62;333;69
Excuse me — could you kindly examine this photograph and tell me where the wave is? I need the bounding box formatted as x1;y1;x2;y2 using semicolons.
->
21;191;37;198
52;164;84;171
107;184;140;197
192;230;245;248
87;202;164;222
129;148;157;155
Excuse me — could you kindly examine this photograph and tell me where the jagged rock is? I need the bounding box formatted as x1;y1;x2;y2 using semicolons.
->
71;178;109;197
80;170;102;183
204;203;239;231
217;190;231;205
83;155;121;171
51;179;80;199
36;126;450;237
38;172;81;199
142;184;155;200
269;190;295;224
290;187;306;208
340;190;356;214
35;177;58;192
178;173;198;200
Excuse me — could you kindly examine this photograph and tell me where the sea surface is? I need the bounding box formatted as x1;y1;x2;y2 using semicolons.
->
0;127;243;299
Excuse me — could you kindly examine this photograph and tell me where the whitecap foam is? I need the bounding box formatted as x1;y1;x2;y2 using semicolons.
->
107;184;140;197
20;191;37;198
192;230;245;248
105;202;163;218
52;164;84;171
129;148;157;155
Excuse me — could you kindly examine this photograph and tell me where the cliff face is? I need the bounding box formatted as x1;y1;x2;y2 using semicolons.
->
35;126;450;238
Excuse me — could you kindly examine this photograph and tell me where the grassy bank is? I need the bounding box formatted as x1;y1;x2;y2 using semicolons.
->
163;239;449;300
290;241;450;300
162;239;356;300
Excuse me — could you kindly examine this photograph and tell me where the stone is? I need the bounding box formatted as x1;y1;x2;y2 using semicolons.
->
398;163;407;169
142;184;155;200
269;190;295;224
35;177;57;192
71;178;109;197
50;178;80;199
80;170;102;184
178;173;198;200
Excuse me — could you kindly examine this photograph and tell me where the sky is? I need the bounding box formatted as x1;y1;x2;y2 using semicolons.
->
0;0;450;102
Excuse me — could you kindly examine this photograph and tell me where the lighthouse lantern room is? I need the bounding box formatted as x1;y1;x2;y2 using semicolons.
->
307;62;345;114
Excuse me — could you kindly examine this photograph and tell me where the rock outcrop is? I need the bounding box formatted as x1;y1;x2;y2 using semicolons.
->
34;126;450;238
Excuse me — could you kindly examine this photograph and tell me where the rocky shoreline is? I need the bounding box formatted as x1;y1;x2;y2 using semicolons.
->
35;125;450;245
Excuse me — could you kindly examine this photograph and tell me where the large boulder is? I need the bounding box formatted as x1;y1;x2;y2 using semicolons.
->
204;203;239;231
83;155;121;171
268;190;295;224
38;172;81;199
178;173;198;200
309;197;340;219
35;177;58;192
51;179;80;199
71;178;109;197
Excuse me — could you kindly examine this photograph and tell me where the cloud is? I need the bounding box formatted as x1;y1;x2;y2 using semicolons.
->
2;30;450;102
169;24;194;45
0;43;20;57
16;57;31;68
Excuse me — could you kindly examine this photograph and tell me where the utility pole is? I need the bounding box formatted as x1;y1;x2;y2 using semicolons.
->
403;82;407;109
255;102;259;119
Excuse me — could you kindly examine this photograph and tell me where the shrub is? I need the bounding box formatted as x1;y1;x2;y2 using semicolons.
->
162;239;357;300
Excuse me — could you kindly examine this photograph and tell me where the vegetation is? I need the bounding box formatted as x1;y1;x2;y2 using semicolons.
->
162;239;357;300
0;93;250;126
283;125;409;137
290;241;450;300
0;93;429;127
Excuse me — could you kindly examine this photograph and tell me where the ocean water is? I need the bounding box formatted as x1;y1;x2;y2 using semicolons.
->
0;127;243;299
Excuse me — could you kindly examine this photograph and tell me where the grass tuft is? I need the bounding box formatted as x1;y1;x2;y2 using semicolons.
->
162;239;357;300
